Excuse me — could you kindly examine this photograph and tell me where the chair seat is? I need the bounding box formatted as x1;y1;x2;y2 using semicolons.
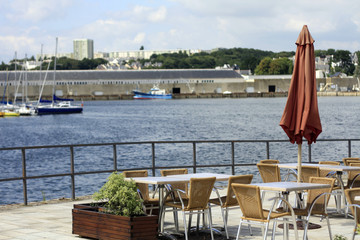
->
165;199;209;211
144;198;159;205
241;210;290;222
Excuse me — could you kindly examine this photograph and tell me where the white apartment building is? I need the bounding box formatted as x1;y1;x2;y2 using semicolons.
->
73;39;94;60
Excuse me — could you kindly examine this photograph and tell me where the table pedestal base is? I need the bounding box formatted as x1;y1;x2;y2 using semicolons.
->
278;220;321;230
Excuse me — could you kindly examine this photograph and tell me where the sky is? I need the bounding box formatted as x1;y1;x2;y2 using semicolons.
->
1;0;360;63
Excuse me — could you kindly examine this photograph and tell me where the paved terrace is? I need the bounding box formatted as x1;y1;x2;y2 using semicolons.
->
0;189;356;240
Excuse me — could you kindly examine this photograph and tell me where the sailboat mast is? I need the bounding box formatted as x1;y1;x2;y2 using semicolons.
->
39;44;43;93
52;37;58;105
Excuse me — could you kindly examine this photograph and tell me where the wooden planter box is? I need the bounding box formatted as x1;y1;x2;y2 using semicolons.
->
72;203;158;240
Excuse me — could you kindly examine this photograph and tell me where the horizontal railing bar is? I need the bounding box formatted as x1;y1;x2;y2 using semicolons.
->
1;138;359;151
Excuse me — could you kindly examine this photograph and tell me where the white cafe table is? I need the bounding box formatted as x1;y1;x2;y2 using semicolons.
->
278;162;360;214
125;172;232;237
251;181;331;240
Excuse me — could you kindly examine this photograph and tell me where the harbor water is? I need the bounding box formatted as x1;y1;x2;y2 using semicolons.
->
0;97;359;205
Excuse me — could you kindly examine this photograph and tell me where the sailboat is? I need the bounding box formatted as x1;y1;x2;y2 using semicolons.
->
16;54;36;116
36;38;83;115
1;68;20;117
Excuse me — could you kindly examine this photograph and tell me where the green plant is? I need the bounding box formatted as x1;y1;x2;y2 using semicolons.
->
334;235;347;240
92;172;144;217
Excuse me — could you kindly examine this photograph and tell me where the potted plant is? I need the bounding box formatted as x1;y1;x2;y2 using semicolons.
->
72;172;158;240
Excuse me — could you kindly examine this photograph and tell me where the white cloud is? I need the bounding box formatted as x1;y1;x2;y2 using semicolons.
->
5;0;73;22
148;6;167;22
0;35;37;60
133;33;146;44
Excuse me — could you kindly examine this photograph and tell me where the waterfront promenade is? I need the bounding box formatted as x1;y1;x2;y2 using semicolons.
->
0;190;356;239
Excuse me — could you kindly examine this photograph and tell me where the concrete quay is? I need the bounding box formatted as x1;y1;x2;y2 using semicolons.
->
0;191;356;240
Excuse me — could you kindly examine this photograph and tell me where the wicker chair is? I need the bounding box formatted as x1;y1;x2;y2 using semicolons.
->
346;163;360;189
292;177;335;240
257;163;281;182
122;170;159;215
160;168;188;199
257;163;282;201
318;161;340;177
318;161;346;213
343;157;360;166
209;174;253;239
299;165;320;183
344;188;360;240
160;168;188;232
259;159;279;164
161;177;216;240
231;183;299;240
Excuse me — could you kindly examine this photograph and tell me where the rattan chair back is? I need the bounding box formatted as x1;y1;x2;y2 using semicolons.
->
257;163;281;182
345;188;360;225
232;183;265;220
224;174;253;207
343;157;360;166
300;165;320;183
306;177;335;213
122;170;149;200
318;161;340;177
186;177;216;211
259;159;279;164
347;163;360;188
160;168;188;198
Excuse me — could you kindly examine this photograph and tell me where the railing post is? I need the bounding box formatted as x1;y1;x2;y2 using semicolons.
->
231;142;235;175
193;142;197;173
113;144;117;171
266;141;270;159
348;140;352;157
22;148;28;205
70;146;75;200
151;143;156;177
308;144;312;163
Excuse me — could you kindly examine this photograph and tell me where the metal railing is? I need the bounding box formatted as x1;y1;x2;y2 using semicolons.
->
0;138;359;205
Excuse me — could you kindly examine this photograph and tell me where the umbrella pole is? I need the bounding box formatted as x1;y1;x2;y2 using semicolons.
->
297;144;302;183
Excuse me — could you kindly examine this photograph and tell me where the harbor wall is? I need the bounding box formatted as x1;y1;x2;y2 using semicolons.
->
1;75;359;101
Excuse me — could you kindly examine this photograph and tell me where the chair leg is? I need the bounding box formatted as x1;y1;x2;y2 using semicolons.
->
272;220;277;239
326;215;333;240
188;212;192;234
264;222;270;240
236;219;243;240
207;209;214;240
182;211;188;240
161;206;166;233
220;207;229;239
173;208;179;232
248;220;253;236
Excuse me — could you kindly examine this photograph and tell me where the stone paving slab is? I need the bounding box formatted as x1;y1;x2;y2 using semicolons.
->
0;191;356;239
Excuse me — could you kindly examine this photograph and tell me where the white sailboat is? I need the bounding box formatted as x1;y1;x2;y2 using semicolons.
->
36;38;83;115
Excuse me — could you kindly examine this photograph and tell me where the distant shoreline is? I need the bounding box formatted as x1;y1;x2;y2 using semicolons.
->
56;91;360;101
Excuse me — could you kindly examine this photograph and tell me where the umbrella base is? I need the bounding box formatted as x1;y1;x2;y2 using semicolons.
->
278;220;321;230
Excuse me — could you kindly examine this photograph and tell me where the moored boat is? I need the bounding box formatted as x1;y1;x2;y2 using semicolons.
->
35;38;83;115
3;110;20;117
37;101;83;115
133;85;172;99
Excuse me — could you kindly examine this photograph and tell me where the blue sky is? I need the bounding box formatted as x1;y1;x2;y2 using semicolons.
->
1;0;360;63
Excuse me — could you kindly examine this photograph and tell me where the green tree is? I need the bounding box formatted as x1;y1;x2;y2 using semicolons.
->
269;58;293;75
333;50;354;75
254;57;272;75
139;45;144;50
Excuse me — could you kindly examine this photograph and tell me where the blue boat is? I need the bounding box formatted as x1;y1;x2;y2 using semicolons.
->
133;85;172;99
36;100;83;115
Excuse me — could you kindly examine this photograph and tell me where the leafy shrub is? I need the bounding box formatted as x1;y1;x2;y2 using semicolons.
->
93;172;144;217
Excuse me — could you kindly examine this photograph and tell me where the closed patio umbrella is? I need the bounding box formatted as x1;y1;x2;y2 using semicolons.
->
279;25;322;182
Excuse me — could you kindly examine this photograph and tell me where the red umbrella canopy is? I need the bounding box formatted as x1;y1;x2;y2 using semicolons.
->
280;25;322;145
